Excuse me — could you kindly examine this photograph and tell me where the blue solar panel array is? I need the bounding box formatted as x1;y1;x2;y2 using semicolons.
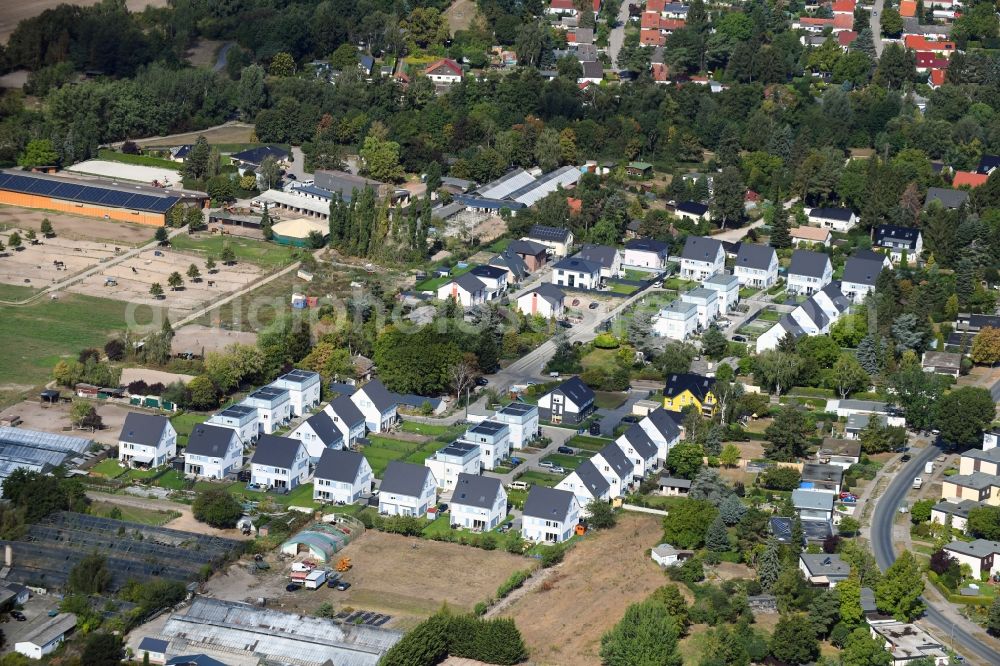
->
0;172;181;214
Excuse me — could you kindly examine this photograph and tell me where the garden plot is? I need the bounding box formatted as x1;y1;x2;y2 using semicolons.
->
66;247;265;313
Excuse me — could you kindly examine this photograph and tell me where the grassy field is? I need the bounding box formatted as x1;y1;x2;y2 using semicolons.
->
414;264;474;292
169;233;300;269
515;470;563;487
540;452;590;471
227;480;319;508
91;500;180;526
622;268;651;281
0;294;133;387
566;434;612;452
399;421;456;437
90;458;127;478
607;282;639;295
662;277;698;291
0;283;41;302
170;411;209;446
361;435;443;477
757;309;782;322
594;391;627;409
97;149;180;170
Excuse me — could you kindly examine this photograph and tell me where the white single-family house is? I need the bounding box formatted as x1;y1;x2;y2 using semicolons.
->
792;488;835;523
942;539;1000;579
350;379;398;433
537;377;595;425
525;224;574;257
616;423;659;479
269;369;321;417
652;299;698;340
841;249;891;303
521;486;581;543
313;449;373;504
423;58;463;84
323;395;366;445
379;461;438;517
451;473;507;530
206;405;258;445
733;243;778;288
679;236;725;281
674;201;710;224
551;256;602;290
557;458;612;508
461;420;510;471
241;386;292;435
469;265;509;300
425;441;480;490
492;402;539;449
183;424;242;479
592;442;635;497
290;411;345;461
118;413;177;469
702;272;740;313
680;287;720;330
787;249;833;295
249;434;309;490
516;284;565;319
437;272;488;307
874;224;923;263
576;245;622;279
136;638;168;666
639;408;683;462
798;553;851;587
790;226;832;248
808;207;858;232
623;238;669;269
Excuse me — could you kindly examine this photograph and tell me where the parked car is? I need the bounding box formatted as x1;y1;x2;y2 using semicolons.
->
11;612;26;622
538;460;554;468
589;422;602;436
620;415;640;424
551;466;566;474
589;302;599;310
572;299;580;306
557;320;572;329
475;377;489;387
437;503;449;513
901;454;911;462
285;583;302;592
557;446;574;454
336;581;351;591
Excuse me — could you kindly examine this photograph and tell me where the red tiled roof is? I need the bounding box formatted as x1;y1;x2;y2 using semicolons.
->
425;58;463;76
651;62;670;81
800;16;835;26
567;197;582;215
660;18;686;30
593;0;601;11
647;0;665;12
550;0;575;8
833;13;854;29
915;52;949;68
641;12;661;28
953;171;988;188
640;29;666;46
899;0;917;17
930;69;946;86
832;0;855;12
904;35;956;51
838;30;858;46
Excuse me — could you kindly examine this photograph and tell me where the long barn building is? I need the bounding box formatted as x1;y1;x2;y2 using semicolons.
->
0;169;194;226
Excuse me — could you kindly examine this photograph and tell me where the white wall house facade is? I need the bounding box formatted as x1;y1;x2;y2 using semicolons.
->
493;403;539;449
424;441;480;490
653;300;698;340
702;272;740;313
680;288;720;330
118;414;177;469
786;250;833;296
183;425;242;480
206;405;258;445
241;386;292;435
269;369;321;417
313;449;373;505
679;236;725;281
450;474;507;530
250;435;309;490
379;462;438;517
350;380;398;433
521;487;581;543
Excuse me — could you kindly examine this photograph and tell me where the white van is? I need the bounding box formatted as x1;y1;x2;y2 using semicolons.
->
924;462;934;475
508;481;530;491
912;477;923;489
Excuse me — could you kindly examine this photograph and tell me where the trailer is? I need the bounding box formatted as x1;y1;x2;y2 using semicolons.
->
304;569;327;590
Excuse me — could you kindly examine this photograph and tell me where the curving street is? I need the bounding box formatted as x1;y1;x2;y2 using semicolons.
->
871;443;997;665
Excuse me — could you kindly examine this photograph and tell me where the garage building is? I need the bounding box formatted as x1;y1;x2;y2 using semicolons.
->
0;169;187;226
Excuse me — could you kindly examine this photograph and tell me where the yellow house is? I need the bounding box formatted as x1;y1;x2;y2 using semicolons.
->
663;373;717;416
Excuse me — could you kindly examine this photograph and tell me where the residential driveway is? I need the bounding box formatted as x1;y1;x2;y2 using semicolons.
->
287;146;311;182
712;219;765;243
608;0;631;69
870;0;886;56
597;389;644;436
483;425;575;487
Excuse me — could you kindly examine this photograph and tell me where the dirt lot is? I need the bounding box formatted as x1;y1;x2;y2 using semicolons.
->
0;206;154;245
0;0;168;43
501;513;666;665
67;159;182;185
205;531;529;630
136;123;255;148
171;324;258;355
66;246;264;314
0;229;117;291
186;39;225;68
0;399;134;446
444;0;478;32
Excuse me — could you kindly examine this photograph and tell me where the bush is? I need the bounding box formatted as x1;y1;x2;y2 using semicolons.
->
496;569;532;599
381;611;527;666
593;333;620;349
192;489;243;528
760;466;801;491
668;557;705;584
539;543;567;568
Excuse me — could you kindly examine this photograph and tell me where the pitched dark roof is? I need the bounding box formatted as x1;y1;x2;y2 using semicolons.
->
681;235;722;262
167;656;228;666
138;638;169;654
645;408;682;441
251;434;302;469
810;207;854;221
552;256;601;274
314;448;366;483
788;249;831;278
664;373;715;400
508;238;549;255
797;297;830;330
820;282;851;313
676;201;709;216
576;245;618;269
452;473;503;510
976;154;1000;174
874;224;921;250
490;249;528;279
301;411;344;446
621;423;658;459
470;264;508;280
580;60;603;78
528;224;572;243
842;249;887;286
522;486;577;520
185;424;238;458
597;442;635;479
549;376;595;408
525;283;565;306
777;314;807;338
625;238;669;252
735;243;776;271
231;145;289;165
381;461;432;496
451;272;486;293
356;379;397;413
924;187;968;210
328;394;365;426
119;413;170;447
572;459;611;497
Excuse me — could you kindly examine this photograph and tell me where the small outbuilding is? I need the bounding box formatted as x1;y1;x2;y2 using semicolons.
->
14;613;77;659
651;543;682;567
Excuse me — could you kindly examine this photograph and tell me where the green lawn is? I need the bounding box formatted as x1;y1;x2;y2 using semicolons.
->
91;500;180;526
227;481;319;509
168;233;300;268
0;293;133;386
422;515;452;537
97;149;181;170
0;283;40;302
739;287;761;298
594;391;627;409
541;453;590;471
90;458;127;479
399;421;456;437
566;434;612;452
516;471;563;487
607;282;639;295
662;277;697;291
171;412;209;446
414;264;475;292
622;269;652;281
360;435;443;477
756;309;782;322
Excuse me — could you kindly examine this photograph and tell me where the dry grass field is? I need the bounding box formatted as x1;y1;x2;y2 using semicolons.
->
136;124;255;148
0;0;169;44
444;0;479;32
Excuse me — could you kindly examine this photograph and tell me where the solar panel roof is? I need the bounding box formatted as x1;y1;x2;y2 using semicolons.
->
0;171;183;214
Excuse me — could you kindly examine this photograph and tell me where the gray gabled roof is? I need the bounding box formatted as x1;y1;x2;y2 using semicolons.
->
778;314;807;338
357;379;397;413
301;411;344;447
820;282;851;313
551;256;601;275
645;408;682;441
381;461;431;497
549;376;595;408
874;224;921;250
522;486;576;520
924;187;969;210
788;249;831;278
658;476;691;489
572;459;612;497
314;448;366;484
681;235;722;262
470;264;508;280
797;297;830;330
842;250;887;286
527;224;571;243
676;201;709;216
451;272;486;294
119;413;170;447
328;394;365;426
185;424;239;458
490;248;528;279
451;473;503;510
810;207;854;221
576;245;619;269
625;238;668;253
508;238;549;256
944;538;1000;559
251;435;302;469
597;442;635;480
138;638;169;654
792;488;834;511
621;423;658;459
735;243;776;271
526;283;565;306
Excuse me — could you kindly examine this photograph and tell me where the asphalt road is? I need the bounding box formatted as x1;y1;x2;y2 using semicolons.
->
870;0;886;57
871;442;997;665
608;0;631;70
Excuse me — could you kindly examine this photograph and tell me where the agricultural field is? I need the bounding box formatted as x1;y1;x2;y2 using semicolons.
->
90;500;181;526
134;123;256;148
169;233;301;269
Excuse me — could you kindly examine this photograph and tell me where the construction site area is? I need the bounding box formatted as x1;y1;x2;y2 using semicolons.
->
0;511;244;591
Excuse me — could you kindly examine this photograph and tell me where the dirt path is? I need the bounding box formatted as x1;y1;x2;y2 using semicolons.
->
500;513;665;665
84;490;253;540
